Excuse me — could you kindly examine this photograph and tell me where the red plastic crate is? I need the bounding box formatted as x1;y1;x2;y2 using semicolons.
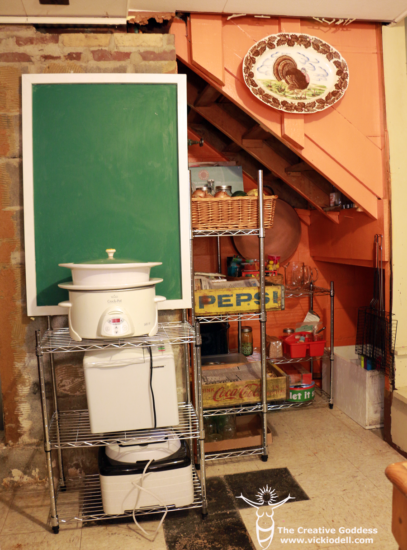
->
309;340;326;357
283;332;312;358
283;332;326;358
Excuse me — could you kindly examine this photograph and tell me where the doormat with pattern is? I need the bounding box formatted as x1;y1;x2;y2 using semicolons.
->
163;467;309;550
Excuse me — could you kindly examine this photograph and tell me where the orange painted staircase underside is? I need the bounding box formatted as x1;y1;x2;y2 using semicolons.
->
172;15;388;221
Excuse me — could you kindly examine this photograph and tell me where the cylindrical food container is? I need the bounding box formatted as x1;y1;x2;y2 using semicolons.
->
288;381;315;403
215;185;232;196
59;248;161;287
241;326;253;356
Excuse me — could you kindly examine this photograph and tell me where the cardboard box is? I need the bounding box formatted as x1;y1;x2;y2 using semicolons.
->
195;285;284;315
202;361;289;408
204;414;272;452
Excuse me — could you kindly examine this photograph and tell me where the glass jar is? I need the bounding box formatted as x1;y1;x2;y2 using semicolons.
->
204;417;222;442
241;326;253;356
215;185;232;196
206;179;215;195
220;415;236;439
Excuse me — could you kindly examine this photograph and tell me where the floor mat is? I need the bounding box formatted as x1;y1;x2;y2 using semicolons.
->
163;468;309;550
225;467;309;510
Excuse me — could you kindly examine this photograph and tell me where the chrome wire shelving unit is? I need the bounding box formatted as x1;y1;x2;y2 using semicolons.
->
57;468;203;525
189;170;335;471
190;170;271;480
35;316;203;533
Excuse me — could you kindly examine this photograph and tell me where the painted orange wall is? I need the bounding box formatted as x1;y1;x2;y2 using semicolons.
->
188;129;374;355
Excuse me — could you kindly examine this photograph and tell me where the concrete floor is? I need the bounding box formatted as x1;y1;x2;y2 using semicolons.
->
0;405;403;549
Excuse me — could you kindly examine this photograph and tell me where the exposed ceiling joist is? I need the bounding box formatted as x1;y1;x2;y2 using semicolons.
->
194;84;222;107
128;0;407;23
187;80;339;221
285;161;314;173
242;124;270;148
189;123;308;208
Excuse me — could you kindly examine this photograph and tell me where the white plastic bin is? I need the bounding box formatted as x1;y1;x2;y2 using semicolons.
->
322;345;385;429
83;343;179;433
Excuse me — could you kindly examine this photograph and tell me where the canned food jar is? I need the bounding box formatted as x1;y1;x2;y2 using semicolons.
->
215;185;232;196
241;326;253;356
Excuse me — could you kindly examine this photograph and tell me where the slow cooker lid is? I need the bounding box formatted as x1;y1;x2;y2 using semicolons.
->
59;248;162;268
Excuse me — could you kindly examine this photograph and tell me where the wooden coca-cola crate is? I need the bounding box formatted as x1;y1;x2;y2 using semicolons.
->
202;361;289;408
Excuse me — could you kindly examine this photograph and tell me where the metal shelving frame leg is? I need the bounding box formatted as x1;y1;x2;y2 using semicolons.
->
35;330;59;533
182;309;194;456
309;283;314;377
258;170;268;462
189;219;207;514
330;281;335;409
47;316;66;491
190;229;201;471
194;320;207;515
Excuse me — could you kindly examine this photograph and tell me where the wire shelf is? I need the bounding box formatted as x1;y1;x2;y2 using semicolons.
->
203;387;330;417
38;323;195;354
193;228;260;237
269;351;328;364
196;313;262;323
49;403;199;449
205;447;263;461
204;403;265;417
57;468;203;524
285;285;331;299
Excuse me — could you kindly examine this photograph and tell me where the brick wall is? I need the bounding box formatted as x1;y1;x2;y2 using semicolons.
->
0;24;178;485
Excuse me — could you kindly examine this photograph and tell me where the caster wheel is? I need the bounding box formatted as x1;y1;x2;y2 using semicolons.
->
329;404;334;410
52;526;59;534
261;455;268;462
195;463;201;471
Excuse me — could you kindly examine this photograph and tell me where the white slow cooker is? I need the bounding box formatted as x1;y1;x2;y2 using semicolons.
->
58;249;165;341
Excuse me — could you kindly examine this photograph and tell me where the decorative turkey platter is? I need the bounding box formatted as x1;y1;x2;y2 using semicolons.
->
243;33;349;114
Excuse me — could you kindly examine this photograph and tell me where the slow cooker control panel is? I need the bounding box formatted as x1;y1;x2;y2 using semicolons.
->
100;310;132;337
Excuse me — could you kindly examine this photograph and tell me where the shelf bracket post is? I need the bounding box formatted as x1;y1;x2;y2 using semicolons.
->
329;281;335;409
258;170;269;463
36;330;59;532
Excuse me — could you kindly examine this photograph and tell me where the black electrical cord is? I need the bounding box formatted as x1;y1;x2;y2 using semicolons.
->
148;347;157;428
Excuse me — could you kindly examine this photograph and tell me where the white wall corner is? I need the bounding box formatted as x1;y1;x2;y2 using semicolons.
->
391;387;407;452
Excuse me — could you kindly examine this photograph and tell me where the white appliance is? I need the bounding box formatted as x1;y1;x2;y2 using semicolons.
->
99;437;194;514
58;280;165;341
83;343;179;433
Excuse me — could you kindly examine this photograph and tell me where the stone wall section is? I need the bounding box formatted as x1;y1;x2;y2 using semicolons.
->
0;25;179;486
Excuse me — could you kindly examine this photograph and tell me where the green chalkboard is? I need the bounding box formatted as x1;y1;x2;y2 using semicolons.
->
32;83;183;308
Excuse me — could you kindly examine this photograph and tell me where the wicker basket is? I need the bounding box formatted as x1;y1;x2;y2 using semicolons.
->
191;195;278;230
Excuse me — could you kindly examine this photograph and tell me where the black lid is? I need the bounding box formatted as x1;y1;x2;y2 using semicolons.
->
98;439;191;477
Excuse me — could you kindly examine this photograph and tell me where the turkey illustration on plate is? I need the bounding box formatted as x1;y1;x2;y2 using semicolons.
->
243;33;349;114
